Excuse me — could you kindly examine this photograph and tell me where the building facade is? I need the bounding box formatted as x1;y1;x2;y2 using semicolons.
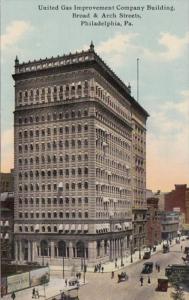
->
160;211;180;240
13;43;148;266
0;192;14;262
165;184;189;224
0;171;14;193
146;197;161;247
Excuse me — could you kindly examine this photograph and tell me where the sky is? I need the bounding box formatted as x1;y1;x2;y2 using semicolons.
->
1;0;189;192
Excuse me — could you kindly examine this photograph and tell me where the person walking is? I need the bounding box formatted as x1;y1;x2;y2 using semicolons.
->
65;278;67;286
11;292;16;300
181;245;183;252
111;271;114;279
32;288;36;298
148;276;151;284
140;276;144;286
101;266;104;273
158;264;160;272
35;289;39;299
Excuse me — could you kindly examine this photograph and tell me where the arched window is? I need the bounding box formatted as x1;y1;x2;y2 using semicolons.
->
76;241;84;258
40;240;49;256
58;241;66;257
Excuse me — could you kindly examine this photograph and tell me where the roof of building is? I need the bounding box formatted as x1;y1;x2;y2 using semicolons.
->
13;42;149;118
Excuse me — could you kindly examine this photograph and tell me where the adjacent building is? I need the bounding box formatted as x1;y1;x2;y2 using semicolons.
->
0;192;14;262
13;43;148;266
165;184;189;224
146;197;161;247
159;211;180;240
0;171;14;193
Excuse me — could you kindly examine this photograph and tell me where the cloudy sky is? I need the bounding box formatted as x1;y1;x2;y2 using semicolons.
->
1;0;189;192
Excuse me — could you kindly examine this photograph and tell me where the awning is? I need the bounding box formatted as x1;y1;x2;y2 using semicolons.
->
71;224;76;231
35;224;39;231
0;220;3;226
77;224;82;231
116;224;122;229
96;124;106;132
103;197;109;203
107;171;112;175
84;224;88;231
0;233;3;238
5;233;9;240
58;182;63;188
65;224;69;231
102;142;108;147
113;198;118;203
59;224;63;231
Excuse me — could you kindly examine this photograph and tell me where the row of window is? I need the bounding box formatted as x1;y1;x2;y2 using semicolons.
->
18;197;89;205
18;124;89;138
18;168;88;178
18;154;88;165
18;182;89;192
18;139;89;152
18;211;89;219
16;109;88;124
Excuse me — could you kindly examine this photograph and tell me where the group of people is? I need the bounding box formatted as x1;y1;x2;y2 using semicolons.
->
94;263;104;273
155;262;161;272
140;276;151;286
32;288;40;298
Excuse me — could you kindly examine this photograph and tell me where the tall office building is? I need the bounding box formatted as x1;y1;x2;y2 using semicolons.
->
13;43;148;266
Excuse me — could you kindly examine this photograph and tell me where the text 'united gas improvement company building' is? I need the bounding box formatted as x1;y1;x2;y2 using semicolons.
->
13;43;148;266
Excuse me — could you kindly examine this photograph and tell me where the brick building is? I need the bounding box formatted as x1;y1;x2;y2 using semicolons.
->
0;192;14;262
165;184;189;223
13;43;148;266
146;197;161;247
0;171;14;193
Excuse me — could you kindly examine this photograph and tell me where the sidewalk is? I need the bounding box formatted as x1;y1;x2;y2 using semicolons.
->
2;277;86;300
50;240;176;274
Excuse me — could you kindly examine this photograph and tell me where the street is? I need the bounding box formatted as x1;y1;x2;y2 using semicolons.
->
76;239;189;300
3;239;189;300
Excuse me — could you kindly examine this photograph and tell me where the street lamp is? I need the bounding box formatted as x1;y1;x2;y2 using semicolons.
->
139;237;141;259
130;235;133;263
83;246;86;284
58;243;65;279
120;239;124;266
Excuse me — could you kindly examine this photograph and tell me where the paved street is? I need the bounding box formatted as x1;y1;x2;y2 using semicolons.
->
76;239;189;300
3;239;189;300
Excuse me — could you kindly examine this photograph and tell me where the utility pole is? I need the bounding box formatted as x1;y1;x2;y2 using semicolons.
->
137;58;139;102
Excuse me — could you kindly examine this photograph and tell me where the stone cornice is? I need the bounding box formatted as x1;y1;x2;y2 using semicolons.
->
13;48;149;118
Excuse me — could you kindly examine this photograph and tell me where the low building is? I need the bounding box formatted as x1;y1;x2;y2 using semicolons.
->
146;197;161;247
0;171;14;193
0;192;14;262
165;184;189;223
159;211;180;240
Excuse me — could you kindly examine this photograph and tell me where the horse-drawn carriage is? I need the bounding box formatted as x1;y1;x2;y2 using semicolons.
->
117;272;128;283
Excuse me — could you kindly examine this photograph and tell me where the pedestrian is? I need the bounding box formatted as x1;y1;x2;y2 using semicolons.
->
111;271;114;279
35;289;39;299
155;262;158;270
148;276;151;284
101;266;104;273
11;292;16;300
32;288;36;298
79;272;81;279
98;264;101;272
115;261;117;268
181;245;183;251
65;278;67;286
140;276;144;286
158;264;160;272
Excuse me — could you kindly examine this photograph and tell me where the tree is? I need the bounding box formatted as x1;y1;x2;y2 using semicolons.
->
171;285;185;300
170;274;185;300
